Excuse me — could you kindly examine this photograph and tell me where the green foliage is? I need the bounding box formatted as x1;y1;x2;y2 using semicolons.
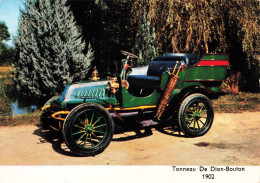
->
135;13;157;66
15;0;94;98
0;21;10;57
68;0;134;75
0;21;10;42
0;47;16;66
0;21;14;66
0;82;12;115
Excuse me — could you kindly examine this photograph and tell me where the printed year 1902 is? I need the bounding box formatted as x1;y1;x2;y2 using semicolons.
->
202;174;215;179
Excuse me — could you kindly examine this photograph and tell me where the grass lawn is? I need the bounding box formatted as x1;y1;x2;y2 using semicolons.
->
212;92;260;113
0;111;41;126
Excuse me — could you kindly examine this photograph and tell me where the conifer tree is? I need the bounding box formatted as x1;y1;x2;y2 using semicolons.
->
68;0;135;75
135;13;157;66
0;21;12;65
15;0;94;98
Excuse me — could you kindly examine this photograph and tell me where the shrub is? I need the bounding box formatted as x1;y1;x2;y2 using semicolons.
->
221;72;241;94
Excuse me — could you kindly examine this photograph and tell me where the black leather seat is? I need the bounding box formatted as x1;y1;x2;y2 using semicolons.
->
127;53;199;90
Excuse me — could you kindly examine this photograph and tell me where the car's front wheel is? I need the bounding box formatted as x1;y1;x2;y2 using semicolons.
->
62;103;114;156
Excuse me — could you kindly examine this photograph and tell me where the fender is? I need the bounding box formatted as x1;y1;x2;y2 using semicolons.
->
169;85;214;109
178;85;214;102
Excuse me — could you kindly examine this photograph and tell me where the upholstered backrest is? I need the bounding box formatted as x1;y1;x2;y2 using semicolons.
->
147;53;199;76
147;60;178;76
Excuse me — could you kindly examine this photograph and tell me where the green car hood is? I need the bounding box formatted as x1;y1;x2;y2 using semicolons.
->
59;80;114;104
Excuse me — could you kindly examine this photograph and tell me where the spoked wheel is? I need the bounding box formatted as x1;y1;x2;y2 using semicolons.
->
178;93;214;137
62;103;114;156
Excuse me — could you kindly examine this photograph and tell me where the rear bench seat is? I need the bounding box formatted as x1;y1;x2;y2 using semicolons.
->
127;53;199;90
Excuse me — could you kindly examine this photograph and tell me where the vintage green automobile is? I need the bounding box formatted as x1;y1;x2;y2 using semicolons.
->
41;51;229;156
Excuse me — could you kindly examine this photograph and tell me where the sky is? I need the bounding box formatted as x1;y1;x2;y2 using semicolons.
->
0;0;25;46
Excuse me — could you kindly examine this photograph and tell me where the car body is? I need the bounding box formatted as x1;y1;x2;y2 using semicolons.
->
41;51;229;156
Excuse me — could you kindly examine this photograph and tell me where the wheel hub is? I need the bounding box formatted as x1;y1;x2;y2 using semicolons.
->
85;125;94;134
193;112;201;120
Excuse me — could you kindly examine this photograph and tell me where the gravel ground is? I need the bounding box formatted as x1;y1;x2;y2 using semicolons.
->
0;111;259;165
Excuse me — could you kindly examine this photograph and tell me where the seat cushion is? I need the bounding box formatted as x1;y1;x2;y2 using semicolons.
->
127;75;160;89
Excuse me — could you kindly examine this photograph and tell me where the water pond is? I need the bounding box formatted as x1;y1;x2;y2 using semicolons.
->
0;77;37;116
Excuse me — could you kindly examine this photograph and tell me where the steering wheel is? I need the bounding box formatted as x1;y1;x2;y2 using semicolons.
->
121;51;138;59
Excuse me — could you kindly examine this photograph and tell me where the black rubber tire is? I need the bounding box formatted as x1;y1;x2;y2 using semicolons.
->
40;96;60;130
178;93;214;137
40;109;52;130
62;103;114;156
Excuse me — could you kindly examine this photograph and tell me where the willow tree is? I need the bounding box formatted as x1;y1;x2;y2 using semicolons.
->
15;0;94;98
131;0;259;91
132;0;258;53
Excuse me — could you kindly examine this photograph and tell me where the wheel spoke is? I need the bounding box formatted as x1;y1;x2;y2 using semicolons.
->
192;103;196;112
199;119;205;125
77;116;85;126
83;134;89;147
76;133;86;143
85;117;89;126
77;116;83;122
90;138;100;143
93;124;106;129
184;113;193;116
90;112;95;125
72;130;85;135
92;133;102;142
196;121;201;130
89;134;94;147
73;124;84;129
185;117;193;122
187;120;193;128
196;101;200;112
92;116;103;126
187;107;194;113
201;110;208;114
199;104;205;112
93;130;106;135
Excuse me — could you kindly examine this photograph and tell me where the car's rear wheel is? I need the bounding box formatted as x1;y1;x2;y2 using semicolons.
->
178;93;214;137
62;103;114;156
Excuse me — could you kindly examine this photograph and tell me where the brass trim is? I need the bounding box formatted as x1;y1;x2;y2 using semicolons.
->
41;105;51;111
106;105;157;111
51;111;70;121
